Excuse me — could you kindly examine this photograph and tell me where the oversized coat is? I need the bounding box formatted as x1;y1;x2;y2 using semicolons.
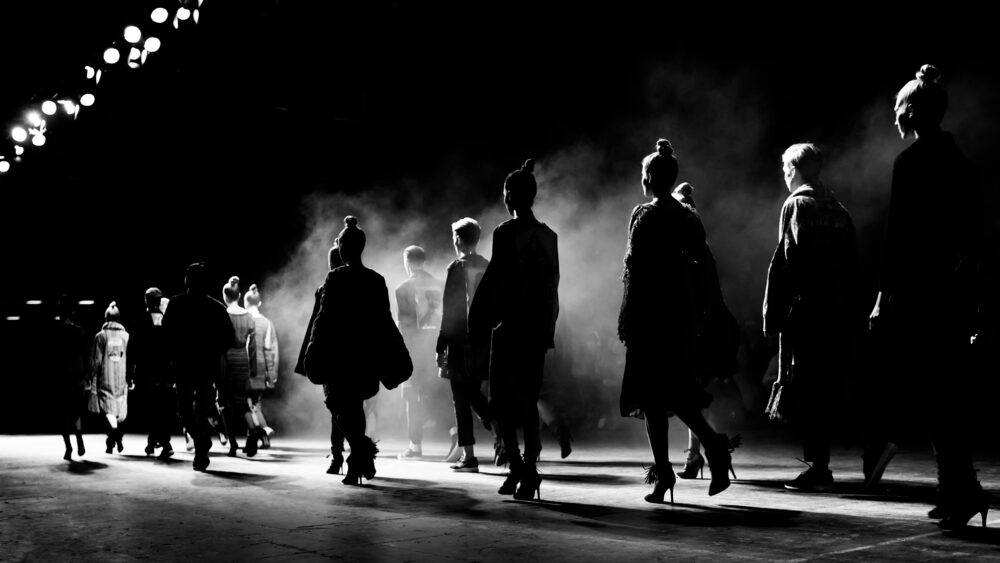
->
89;321;130;420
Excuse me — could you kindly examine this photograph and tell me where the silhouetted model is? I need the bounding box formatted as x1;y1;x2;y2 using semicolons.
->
162;262;234;471
133;287;178;459
221;276;264;457
295;242;350;475
618;139;737;503
395;245;444;460
436;217;495;472
88;302;130;454
53;295;89;461
763;143;857;491
305;216;384;485
868;65;987;529
245;284;278;448
470;159;559;501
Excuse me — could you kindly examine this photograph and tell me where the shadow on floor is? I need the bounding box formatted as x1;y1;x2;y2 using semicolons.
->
538;472;633;485
52;460;109;474
193;469;280;486
941;525;1000;544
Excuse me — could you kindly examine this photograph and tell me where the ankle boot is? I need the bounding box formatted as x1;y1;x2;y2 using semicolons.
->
514;465;542;500
707;433;740;496
499;456;523;495
644;464;675;504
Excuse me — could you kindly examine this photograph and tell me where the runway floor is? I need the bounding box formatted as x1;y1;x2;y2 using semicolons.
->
2;433;999;561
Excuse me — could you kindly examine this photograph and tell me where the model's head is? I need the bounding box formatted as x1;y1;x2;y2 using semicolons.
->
104;301;120;322
223;276;241;305
144;287;163;312
336;215;366;263
781;143;823;191
451;217;481;254
244;284;262;308
895;64;947;139
403;245;426;276
503;159;537;215
184;262;208;294
641;139;678;198
328;242;344;271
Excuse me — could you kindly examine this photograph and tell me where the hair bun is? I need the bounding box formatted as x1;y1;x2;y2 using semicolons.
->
655;138;674;157
521;159;535;173
227;276;240;286
674;182;694;196
249;283;259;292
917;64;942;84
344;215;359;229
109;301;117;308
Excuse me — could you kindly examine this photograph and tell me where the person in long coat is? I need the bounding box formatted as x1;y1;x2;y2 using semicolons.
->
88;302;130;454
618;139;736;503
54;295;89;460
220;276;263;456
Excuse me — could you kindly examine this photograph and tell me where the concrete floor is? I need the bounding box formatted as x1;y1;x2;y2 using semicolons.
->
1;433;999;562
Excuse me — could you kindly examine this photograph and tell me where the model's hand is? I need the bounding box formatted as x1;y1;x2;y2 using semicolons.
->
435;352;446;369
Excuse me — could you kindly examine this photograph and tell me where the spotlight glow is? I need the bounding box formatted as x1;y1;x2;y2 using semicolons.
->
151;7;169;24
12;127;28;143
177;7;190;20
31;134;46;147
80;93;95;107
193;9;200;23
14;145;24;156
26;111;42;126
78;300;95;306
86;65;96;79
0;161;10;173
144;37;161;52
26;300;43;305
124;26;142;43
60;100;76;114
6;316;20;321
41;101;57;115
104;48;121;65
129;47;141;61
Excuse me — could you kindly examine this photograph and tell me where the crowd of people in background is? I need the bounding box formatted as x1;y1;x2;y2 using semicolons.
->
48;64;988;529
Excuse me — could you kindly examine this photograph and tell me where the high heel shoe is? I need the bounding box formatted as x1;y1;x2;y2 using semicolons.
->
327;451;345;475
514;466;542;500
499;462;523;495
105;435;115;454
707;433;741;496
644;464;675;504
244;427;261;457
342;438;378;485
676;449;704;480
938;496;990;529
557;426;574;459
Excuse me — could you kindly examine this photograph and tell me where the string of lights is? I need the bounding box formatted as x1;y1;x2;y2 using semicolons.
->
0;0;206;176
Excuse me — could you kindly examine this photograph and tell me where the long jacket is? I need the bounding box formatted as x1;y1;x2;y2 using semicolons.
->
222;309;257;397
437;253;490;379
763;184;857;337
470;213;560;349
89;321;129;418
131;310;173;388
162;291;234;385
250;310;278;389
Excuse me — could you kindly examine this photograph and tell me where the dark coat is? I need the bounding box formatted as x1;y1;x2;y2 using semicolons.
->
295;285;323;377
469;214;559;350
130;311;174;388
305;263;390;401
437;253;490;380
162;291;233;385
617;197;712;417
52;319;89;412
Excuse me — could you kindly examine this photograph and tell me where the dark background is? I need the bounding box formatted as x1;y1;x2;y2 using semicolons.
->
1;2;997;435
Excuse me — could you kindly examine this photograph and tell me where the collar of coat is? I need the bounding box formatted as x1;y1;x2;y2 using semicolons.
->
102;321;125;331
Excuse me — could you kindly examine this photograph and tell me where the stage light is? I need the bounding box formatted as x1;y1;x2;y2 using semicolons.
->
145;37;161;52
6;316;20;321
151;7;169;24
60;100;76;114
11;127;28;143
104;47;121;65
26;300;42;305
177;7;191;20
42;101;57;116
14;146;24;156
193;9;200;23
80;93;95;107
0;161;10;173
26;111;42;126
124;26;142;43
31;134;46;147
78;300;95;306
86;66;96;79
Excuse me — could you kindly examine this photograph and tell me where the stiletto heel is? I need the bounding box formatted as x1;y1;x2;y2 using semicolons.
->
327;451;345;475
514;466;542;500
677;450;705;480
499;459;523;495
938;495;990;530
644;464;676;504
707;433;741;496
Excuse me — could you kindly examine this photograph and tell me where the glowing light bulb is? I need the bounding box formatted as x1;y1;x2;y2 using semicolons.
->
42;101;57;115
86;65;96;79
151;7;169;24
193;9;200;23
26;111;42;126
0;161;10;173
78;300;95;306
124;26;142;43
14;145;24;156
11;126;28;143
31;134;46;147
177;7;190;20
104;48;121;65
80;93;95;107
129;47;141;60
144;37;161;52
